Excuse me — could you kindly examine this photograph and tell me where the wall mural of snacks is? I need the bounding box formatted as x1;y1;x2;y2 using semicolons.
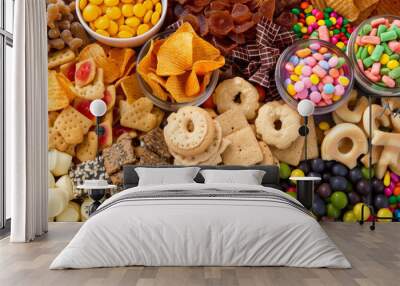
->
47;0;400;223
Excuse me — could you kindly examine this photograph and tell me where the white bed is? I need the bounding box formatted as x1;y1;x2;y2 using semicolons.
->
50;182;351;269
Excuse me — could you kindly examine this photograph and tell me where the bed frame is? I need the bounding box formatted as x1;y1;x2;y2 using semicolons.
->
123;165;281;190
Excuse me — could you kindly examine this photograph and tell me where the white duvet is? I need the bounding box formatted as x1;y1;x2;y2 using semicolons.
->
50;183;351;269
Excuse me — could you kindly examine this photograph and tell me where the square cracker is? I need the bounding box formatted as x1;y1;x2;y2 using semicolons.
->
222;127;263;165
48;127;69;152
120;98;157;132
54;106;93;145
76;131;98;162
215;107;249;137
270;135;305;166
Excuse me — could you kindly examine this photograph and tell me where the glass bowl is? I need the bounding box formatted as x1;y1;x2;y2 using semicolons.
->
347;15;400;97
75;0;168;48
136;31;219;111
275;39;355;115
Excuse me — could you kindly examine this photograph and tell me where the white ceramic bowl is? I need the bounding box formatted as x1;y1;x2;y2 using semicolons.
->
75;0;168;48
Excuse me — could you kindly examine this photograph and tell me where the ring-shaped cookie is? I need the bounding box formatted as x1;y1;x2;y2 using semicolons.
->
164;106;215;157
334;89;368;123
321;123;368;169
213;77;260;120
255;101;301;150
362;104;390;136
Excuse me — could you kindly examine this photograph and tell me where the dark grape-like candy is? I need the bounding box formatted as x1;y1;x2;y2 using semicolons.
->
317;183;332;198
311;158;325;173
329;176;348;192
371;178;385;193
349;167;363;184
331;163;348;177
356;179;372;196
348;191;361;205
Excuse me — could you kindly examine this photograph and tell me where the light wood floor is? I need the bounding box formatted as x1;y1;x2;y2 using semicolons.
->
0;223;399;286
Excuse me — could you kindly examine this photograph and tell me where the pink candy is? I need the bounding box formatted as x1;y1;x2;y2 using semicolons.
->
302;65;312;76
370;28;377;36
303;77;312;88
309;91;321;103
371;18;386;28
322;75;333;84
360;35;381;45
385;187;392;197
313;53;324;61
365;70;380;82
388;41;400;53
371;62;381;76
296;89;308;99
328;56;338;67
334;85;345;96
318;25;329;42
305;56;317;66
285;62;294;71
382;75;396;88
294;81;305;92
312;65;327;77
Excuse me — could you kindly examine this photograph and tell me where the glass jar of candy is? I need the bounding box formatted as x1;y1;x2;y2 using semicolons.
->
347;15;400;97
275;39;354;115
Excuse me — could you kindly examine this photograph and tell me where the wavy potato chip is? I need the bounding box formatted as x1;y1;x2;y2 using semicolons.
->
192;56;225;75
56;73;78;102
138;40;157;75
185;70;200;97
166;73;196;103
109;48;136;77
48;70;70;111
120;74;144;104
200;72;212;94
143;73;169;101
156;32;194;76
147;72;167;89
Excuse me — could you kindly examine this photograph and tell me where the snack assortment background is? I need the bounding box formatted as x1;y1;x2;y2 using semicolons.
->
47;0;400;223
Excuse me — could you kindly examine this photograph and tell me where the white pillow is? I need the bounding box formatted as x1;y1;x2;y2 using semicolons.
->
136;167;201;186
200;169;266;185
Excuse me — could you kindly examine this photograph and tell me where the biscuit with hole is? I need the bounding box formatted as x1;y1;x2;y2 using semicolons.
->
164;106;215;157
255;101;301;149
170;120;222;165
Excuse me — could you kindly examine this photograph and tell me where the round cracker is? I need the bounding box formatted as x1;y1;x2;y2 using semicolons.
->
164;106;215;156
171;120;222;165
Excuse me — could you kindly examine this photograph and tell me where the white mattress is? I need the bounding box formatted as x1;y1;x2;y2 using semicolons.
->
50;183;351;269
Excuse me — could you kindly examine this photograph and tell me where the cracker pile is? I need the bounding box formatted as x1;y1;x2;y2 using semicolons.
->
47;1;400;222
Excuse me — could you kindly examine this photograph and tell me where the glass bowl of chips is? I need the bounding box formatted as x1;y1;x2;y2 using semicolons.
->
76;0;168;48
136;23;224;111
